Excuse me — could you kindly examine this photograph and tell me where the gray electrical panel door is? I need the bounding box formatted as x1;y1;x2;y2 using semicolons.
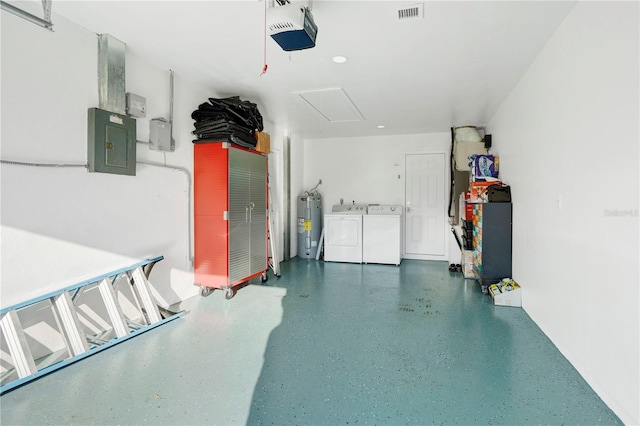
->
87;108;136;176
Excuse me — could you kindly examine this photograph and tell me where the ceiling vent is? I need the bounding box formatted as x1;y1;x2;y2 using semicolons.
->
397;3;423;20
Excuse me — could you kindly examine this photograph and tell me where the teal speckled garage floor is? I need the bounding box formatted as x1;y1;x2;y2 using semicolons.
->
0;259;621;425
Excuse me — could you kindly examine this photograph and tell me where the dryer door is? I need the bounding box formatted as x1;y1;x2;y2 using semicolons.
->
323;215;363;263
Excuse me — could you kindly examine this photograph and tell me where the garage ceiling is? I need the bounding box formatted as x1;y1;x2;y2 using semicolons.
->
13;0;577;139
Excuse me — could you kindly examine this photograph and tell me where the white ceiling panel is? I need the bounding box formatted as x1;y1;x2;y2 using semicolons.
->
296;88;365;122
36;0;577;139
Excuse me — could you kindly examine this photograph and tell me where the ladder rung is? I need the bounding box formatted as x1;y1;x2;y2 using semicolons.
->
0;311;37;379
53;293;89;357
129;267;162;324
97;278;129;339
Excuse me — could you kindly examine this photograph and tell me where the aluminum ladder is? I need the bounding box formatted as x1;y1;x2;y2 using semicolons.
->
0;256;184;394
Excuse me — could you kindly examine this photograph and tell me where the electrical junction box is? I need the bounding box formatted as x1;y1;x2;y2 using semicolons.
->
149;118;174;152
126;92;146;118
87;107;136;176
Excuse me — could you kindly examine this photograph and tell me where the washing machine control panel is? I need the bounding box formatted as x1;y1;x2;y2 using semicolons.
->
367;204;403;215
332;204;368;214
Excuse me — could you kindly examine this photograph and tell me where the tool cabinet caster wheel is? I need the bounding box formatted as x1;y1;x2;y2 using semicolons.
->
200;287;213;297
261;272;268;284
224;287;234;300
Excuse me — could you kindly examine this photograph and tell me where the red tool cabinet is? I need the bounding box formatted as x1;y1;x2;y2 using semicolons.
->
194;142;268;299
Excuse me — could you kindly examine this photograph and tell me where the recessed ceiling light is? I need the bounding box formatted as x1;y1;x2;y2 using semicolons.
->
377;125;386;129
332;56;348;64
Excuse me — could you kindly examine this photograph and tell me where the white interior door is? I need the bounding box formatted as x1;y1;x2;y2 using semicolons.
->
405;153;446;258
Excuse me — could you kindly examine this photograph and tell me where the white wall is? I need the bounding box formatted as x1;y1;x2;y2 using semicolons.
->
2;11;219;306
0;226;144;308
300;133;452;259
304;133;449;208
486;2;639;424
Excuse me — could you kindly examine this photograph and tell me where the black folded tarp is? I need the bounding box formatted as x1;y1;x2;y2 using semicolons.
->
193;119;252;135
191;96;263;132
192;96;264;148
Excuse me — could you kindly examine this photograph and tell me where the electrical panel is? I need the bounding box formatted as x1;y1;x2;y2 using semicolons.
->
88;107;136;176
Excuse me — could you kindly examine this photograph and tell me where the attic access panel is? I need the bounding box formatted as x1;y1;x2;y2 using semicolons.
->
295;88;365;122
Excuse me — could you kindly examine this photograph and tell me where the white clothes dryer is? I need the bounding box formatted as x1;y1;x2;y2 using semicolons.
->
323;204;367;263
363;205;403;265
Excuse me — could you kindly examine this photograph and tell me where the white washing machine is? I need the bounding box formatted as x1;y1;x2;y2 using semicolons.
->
363;205;403;265
323;204;367;263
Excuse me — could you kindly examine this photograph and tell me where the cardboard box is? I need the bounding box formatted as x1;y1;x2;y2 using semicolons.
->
461;250;474;279
489;279;522;307
465;203;473;220
254;131;270;154
469;181;501;203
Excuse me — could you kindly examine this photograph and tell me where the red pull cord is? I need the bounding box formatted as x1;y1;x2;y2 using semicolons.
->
260;0;268;75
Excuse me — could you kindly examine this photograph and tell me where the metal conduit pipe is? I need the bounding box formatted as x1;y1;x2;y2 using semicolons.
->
169;70;174;126
0;159;87;168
